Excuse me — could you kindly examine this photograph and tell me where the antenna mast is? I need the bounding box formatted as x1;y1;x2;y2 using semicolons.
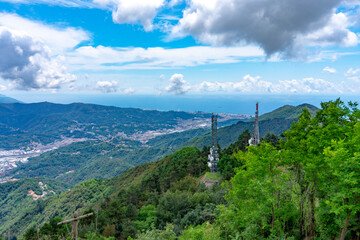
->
208;113;219;172
249;102;260;146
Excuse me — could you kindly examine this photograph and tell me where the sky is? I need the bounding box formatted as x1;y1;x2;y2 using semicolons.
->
0;0;359;103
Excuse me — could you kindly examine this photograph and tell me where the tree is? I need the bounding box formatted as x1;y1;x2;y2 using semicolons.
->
23;227;37;240
226;143;298;238
321;121;360;239
282;99;360;239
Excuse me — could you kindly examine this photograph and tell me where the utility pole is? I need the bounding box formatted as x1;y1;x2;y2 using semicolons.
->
57;211;93;240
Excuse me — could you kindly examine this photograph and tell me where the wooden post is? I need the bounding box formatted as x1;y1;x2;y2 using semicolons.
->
73;211;78;240
57;211;93;240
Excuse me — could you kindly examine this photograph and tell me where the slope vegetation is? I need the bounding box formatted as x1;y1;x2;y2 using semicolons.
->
1;147;210;237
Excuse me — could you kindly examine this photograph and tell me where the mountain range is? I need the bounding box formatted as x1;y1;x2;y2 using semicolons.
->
0;100;319;237
0;94;21;104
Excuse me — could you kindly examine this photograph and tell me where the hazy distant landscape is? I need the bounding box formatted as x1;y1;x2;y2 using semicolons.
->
1;0;360;239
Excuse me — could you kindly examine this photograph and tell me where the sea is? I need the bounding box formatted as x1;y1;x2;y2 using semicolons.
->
8;93;360;115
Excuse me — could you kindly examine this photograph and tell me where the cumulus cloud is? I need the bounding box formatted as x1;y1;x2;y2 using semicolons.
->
301;12;359;48
0;14;91;91
95;80;118;93
171;0;358;57
277;78;344;93
323;66;337;73
0;27;76;90
93;0;165;31
164;73;190;94
122;87;135;94
196;75;350;94
0;13;89;54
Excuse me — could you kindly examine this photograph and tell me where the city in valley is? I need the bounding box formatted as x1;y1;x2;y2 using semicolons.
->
0;112;250;183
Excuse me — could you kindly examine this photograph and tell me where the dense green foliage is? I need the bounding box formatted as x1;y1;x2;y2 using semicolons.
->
0;178;68;236
218;99;360;239
5;148;221;238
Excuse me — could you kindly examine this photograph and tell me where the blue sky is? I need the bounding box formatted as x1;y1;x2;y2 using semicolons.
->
0;0;359;100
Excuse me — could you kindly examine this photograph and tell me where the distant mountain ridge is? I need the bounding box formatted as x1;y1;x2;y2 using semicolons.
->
181;103;319;149
0;94;21;103
258;103;319;121
0;101;213;149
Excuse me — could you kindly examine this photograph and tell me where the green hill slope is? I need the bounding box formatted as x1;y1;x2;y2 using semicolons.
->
1;147;210;237
0;178;68;235
258;103;318;121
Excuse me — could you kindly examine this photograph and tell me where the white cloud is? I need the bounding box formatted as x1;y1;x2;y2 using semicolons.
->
2;0;168;30
345;67;360;76
95;80;118;93
171;0;359;57
93;0;165;31
0;84;7;91
164;73;190;94
323;66;337;73
196;75;350;94
277;78;345;93
345;67;360;82
0;13;89;54
301;12;359;48
0;27;76;90
0;0;98;7
67;45;264;71
0;14;89;91
122;87;135;94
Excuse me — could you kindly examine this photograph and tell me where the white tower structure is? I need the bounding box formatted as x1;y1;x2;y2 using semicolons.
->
208;113;219;172
249;102;260;146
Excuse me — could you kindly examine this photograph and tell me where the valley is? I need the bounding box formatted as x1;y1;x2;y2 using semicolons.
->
0;137;89;183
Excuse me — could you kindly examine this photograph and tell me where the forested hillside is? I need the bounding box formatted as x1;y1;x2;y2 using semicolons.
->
15;99;360;240
0;178;68;235
1;147;212;237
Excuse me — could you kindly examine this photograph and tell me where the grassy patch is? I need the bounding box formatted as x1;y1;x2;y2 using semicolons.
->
204;172;220;180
